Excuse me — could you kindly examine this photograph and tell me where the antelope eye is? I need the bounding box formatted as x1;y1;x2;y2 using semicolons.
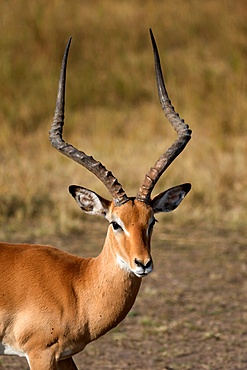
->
111;221;123;231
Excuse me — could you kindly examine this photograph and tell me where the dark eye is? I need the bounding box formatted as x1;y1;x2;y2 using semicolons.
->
111;221;123;231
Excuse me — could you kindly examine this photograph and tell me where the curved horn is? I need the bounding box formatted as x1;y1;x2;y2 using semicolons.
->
49;38;129;206
136;29;192;203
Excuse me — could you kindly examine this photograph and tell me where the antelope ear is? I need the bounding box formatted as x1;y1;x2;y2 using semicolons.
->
69;185;111;218
151;183;191;214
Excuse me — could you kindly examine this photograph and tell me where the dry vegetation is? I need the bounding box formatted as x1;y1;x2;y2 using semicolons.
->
0;0;247;238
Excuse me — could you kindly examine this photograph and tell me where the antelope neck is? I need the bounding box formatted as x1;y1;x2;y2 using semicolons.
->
75;247;141;343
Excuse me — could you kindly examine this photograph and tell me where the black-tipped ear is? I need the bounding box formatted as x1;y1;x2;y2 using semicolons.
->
69;185;78;198
69;185;111;217
151;183;191;214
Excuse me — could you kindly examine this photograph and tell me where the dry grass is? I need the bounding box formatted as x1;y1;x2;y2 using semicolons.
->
0;0;247;238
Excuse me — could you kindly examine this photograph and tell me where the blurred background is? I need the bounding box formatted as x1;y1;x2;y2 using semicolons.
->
0;0;246;238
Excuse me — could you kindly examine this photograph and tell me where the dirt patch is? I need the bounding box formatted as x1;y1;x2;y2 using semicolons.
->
0;222;246;369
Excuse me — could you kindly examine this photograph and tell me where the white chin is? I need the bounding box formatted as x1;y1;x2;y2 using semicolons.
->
133;270;150;278
116;255;132;274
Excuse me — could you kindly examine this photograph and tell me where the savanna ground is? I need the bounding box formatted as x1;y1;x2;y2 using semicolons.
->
0;1;247;369
1;223;247;370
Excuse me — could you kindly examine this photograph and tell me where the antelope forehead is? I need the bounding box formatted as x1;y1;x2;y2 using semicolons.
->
113;214;154;235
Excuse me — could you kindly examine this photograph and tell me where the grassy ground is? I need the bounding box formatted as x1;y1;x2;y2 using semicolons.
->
0;0;247;238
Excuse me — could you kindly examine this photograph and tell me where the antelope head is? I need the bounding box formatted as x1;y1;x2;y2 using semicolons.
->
49;29;192;278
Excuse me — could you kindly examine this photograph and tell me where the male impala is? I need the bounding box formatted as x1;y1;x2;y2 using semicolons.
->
0;30;191;369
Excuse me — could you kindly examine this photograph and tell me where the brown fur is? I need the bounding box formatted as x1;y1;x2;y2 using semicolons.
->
0;200;153;369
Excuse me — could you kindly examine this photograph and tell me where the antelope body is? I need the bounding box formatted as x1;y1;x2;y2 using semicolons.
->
0;30;191;369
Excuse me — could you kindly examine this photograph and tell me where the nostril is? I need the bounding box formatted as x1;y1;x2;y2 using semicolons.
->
134;258;144;268
145;259;153;269
134;258;153;269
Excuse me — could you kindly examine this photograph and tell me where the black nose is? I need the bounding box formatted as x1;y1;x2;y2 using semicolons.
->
134;258;153;269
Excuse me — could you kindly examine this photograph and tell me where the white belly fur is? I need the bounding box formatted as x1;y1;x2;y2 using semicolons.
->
0;341;26;358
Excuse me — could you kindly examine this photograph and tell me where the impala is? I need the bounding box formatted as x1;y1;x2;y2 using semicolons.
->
0;29;191;369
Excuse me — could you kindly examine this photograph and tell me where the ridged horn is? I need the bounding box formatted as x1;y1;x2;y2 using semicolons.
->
49;37;129;206
136;29;192;203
